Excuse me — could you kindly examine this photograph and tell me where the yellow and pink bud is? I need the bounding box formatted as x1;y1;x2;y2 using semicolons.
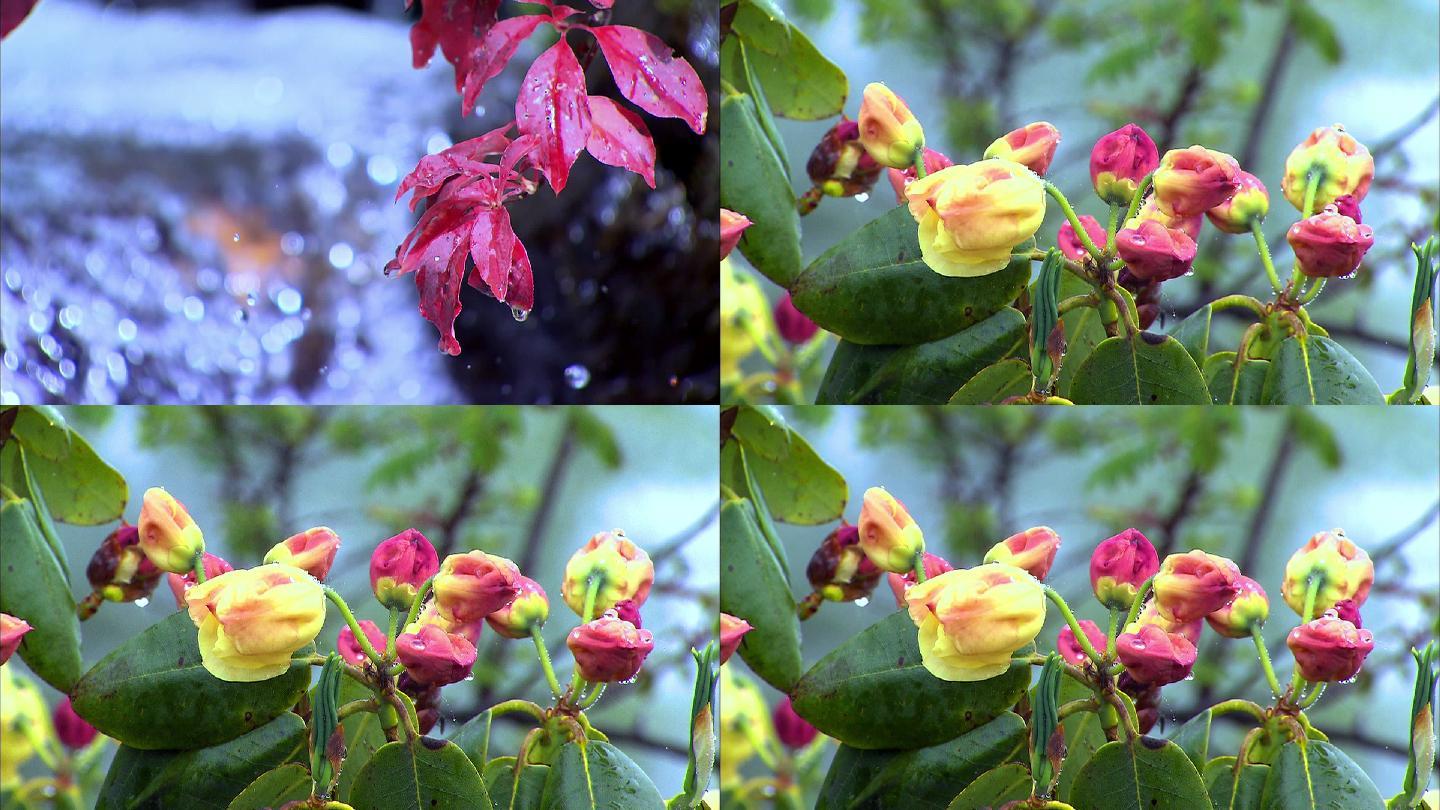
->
1057;215;1108;262
1152;550;1241;624
1206;170;1269;234
567;612;654;683
1090;123;1160;206
1281;124;1373;212
904;159;1046;278
1089;529;1160;611
1287;613;1373;682
1152;146;1241;218
184;563;326;682
137;487;206;574
984;121;1061;177
983;526;1061;582
857;83;925;169
719;209;752;261
1132;601;1204;645
369;529;440;612
887;552;954;608
486;575;549;639
887;148;953;203
561;529;654;618
1206;575;1269;639
904;563;1045;682
0;614;32;666
1116;220;1198;283
433;550;520;626
1281;528;1373;616
857;487;927;574
264;527;341;582
718;612;752;665
167;553;234;609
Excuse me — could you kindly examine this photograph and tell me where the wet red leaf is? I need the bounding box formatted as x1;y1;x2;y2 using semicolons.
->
515;37;592;194
1;0;39;39
460;14;548;117
589;24;707;135
410;0;500;85
585;95;656;188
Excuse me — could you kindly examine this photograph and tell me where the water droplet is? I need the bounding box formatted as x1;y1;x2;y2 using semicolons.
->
232;232;240;242
853;597;869;607
134;597;149;608
564;364;590;389
510;306;529;322
854;192;870;203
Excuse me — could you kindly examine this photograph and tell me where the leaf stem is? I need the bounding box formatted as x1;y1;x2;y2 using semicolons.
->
1122;576;1155;630
1105;608;1120;659
1251;221;1283;294
1044;587;1104;665
1210;294;1267;318
1124;172;1155;223
487;699;547;723
191;553;207;585
1250;627;1284;698
1208;698;1267;723
1045;183;1104;262
532;626;564;699
912;148;927;180
324;587;384;666
403;576;435;630
911;553;927;585
385;607;399;661
1105;204;1120;257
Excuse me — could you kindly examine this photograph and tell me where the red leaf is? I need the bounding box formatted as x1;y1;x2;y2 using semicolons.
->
460;14;548;117
467;207;516;301
414;225;469;356
589;25;707;135
1;0;40;39
410;0;500;85
515;38;592;194
504;237;535;314
585;96;656;188
395;125;513;208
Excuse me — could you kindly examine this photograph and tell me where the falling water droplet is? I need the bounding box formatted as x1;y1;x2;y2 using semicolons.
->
564;364;590;389
510;305;529;322
854;192;870;203
134;597;149;608
853;597;869;607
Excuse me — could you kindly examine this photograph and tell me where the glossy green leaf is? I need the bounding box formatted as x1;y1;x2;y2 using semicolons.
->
815;308;1028;404
1261;336;1384;404
729;0;790;55
483;757;549;810
741;20;846;120
1169;709;1212;773
720;90;802;287
1172;305;1213;369
946;763;1033;809
449;709;494;776
10;405;71;460
1069;737;1210;809
1258;740;1384;810
1069;333;1211;404
719;34;788;176
1055;275;1107;399
1055;678;1106;802
350;739;491;810
791;612;1030;750
816;712;1026;809
22;426;127;525
539;741;665;810
1203;756;1267;810
948;358;1034;404
743;428;846;525
719;498;802;691
1203;352;1270;405
729;404;791;461
336;677;388;802
227;764;313;810
100;713;306;810
0;496;82;692
72;611;312;750
790;207;1031;346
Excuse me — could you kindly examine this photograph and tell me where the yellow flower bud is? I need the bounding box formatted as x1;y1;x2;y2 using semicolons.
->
904;563;1045;682
1281;124;1373;212
184;564;325;682
858;83;925;169
857;487;926;574
904;159;1045;277
561;530;654;618
137;487;206;574
1281;529;1373;616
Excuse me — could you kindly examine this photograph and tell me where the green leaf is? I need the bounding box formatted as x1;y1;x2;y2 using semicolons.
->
336;678;388;801
791;207;1031;346
1171;305;1213;370
1203;756;1268;810
350;739;491;810
729;0;790;54
1261;336;1384;404
1169;709;1212;773
22;426;127;525
1259;740;1384;810
0;496;82;692
816;712;1026;809
1069;333;1211;404
71;611;313;750
227;764;313;810
816;308;1028;404
570;411;622;469
1069;737;1210;809
945;763;1033;809
719;498;802;692
483;757;549;810
1290;1;1342;63
1203;352;1270;405
720;90;802;287
730;404;792;461
539;741;665;810
791;612;1030;750
1055;677;1106;802
1056;277;1108;399
10;406;71;460
743;428;846;525
741;21;847;120
100;713;306;810
948;358;1034;404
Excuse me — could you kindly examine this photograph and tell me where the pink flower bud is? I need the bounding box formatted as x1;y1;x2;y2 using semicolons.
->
567;613;654;683
1286;207;1374;279
1281;124;1373;211
888;148;954;203
857;487;926;573
612;599;643;629
167;553;234;608
86;524;163;604
983;526;1061;582
137;487;206;574
1281;529;1373;615
337;619;388;667
772;696;819;749
410;602;483;644
857;83;926;169
1090;529;1160;611
1287;613;1373;682
486;576;550;639
0;613;33;665
720;208;752;261
807;524;883;603
1152;146;1242;217
264;527;341;582
1057;215;1108;262
1332;194;1362;224
370;529;441;612
1115;219;1198;283
396;624;477;686
1206;576;1269;639
1205;170;1269;234
773;293;819;345
1090;124;1160;206
984;121;1061;176
53;697;98;750
718;612;752;665
1133;601;1204;645
1153;551;1241;624
1116;624;1197;686
887;552;954;608
433;551;520;626
1057;619;1107;667
1332;599;1362;629
1132;197;1204;241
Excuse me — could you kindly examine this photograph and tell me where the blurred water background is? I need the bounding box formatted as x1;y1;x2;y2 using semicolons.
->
13;404;718;796
1;0;719;405
728;405;1440;801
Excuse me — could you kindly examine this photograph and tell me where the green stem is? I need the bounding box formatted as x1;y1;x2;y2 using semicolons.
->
568;578;604;694
1251;221;1283;294
1122;576;1155;630
1288;577;1322;691
1058;697;1100;721
1105;204;1120;257
1058;293;1101;315
337;698;380;720
912;148;927;180
1044;587;1104;665
324;588;384;666
1291;171;1322;286
1211;293;1267;318
1251;627;1284;698
579;682;607;709
1045;183;1105;262
911;553;928;585
191;553;207;585
487;699;547;723
385;607;399;661
1108;689;1140;740
1105;608;1120;659
1108;285;1140;337
1300;277;1327;304
532;627;564;699
403;576;435;630
1208;698;1267;723
1299;682;1326;708
1124;172;1155;223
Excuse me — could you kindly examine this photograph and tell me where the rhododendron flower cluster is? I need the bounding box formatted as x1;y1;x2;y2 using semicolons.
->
390;0;707;354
